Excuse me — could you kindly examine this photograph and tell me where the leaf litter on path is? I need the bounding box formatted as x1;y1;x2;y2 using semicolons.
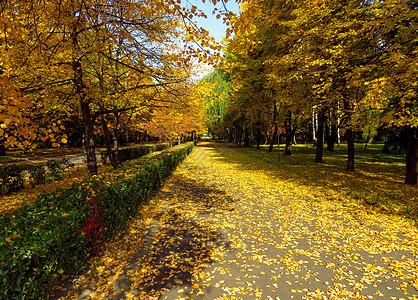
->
53;141;418;300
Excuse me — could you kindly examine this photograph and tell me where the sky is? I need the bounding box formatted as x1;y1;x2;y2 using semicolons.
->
182;0;241;76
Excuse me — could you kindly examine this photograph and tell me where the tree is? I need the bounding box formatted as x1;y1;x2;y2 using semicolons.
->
202;69;231;139
144;81;207;144
375;0;417;184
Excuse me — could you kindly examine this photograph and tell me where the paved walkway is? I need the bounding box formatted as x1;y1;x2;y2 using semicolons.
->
55;141;418;300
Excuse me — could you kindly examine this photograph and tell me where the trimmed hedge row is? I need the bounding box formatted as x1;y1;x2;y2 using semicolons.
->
0;142;194;299
100;143;169;164
0;158;74;195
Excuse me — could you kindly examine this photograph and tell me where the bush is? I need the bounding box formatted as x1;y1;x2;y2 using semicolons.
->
100;143;169;164
0;142;194;299
0;158;74;195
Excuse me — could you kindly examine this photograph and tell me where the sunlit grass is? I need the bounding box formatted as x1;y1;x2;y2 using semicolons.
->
225;142;417;223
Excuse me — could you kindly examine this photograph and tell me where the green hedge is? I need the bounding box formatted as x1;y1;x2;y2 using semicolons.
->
0;159;75;195
0;142;194;299
100;143;169;164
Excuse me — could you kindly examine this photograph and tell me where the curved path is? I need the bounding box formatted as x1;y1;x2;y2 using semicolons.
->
55;141;418;300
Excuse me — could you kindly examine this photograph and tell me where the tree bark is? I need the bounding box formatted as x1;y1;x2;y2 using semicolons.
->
292;115;297;145
342;96;354;171
405;126;417;185
100;115;118;168
312;108;317;146
234;126;237;145
0;144;6;156
364;136;373;151
284;111;292;155
80;100;98;176
112;111;121;166
345;128;355;171
269;126;278;153
244;122;250;147
315;110;326;163
269;103;278;152
72;25;97;176
74;58;97;176
327;124;337;151
256;120;261;149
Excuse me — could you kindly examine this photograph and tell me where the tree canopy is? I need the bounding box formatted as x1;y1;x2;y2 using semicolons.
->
219;0;417;184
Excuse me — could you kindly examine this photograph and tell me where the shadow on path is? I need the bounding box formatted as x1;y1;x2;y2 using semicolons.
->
52;169;235;299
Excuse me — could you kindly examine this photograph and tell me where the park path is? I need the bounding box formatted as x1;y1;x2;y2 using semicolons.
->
55;141;418;300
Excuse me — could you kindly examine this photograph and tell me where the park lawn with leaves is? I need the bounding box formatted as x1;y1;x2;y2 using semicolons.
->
253;143;417;222
0;143;171;215
0;147;85;161
0;164;113;214
54;141;418;300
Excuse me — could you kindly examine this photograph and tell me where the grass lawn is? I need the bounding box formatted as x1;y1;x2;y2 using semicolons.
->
0;164;114;214
230;142;417;223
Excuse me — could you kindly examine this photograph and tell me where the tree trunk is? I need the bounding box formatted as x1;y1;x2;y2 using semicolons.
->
343;96;354;171
269;103;278;152
100;115;118;168
234;126;237;145
250;126;254;147
112;112;121;166
256;121;261;149
364;136;373;151
81;100;98;176
405;126;417;185
72;26;97;176
312;108;317;146
284;111;292;155
0;144;6;156
303;121;309;145
278;130;281;163
269;126;278;153
244;123;250;147
336;101;341;146
327;120;337;151
315;110;326;163
346;128;355;171
75;59;97;176
292;115;297;145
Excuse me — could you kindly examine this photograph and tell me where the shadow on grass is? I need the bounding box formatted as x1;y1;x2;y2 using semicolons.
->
197;141;418;221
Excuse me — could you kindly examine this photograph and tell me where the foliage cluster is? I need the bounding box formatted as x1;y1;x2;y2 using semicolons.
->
0;0;218;176
100;143;169;164
0;142;194;299
0;158;74;195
